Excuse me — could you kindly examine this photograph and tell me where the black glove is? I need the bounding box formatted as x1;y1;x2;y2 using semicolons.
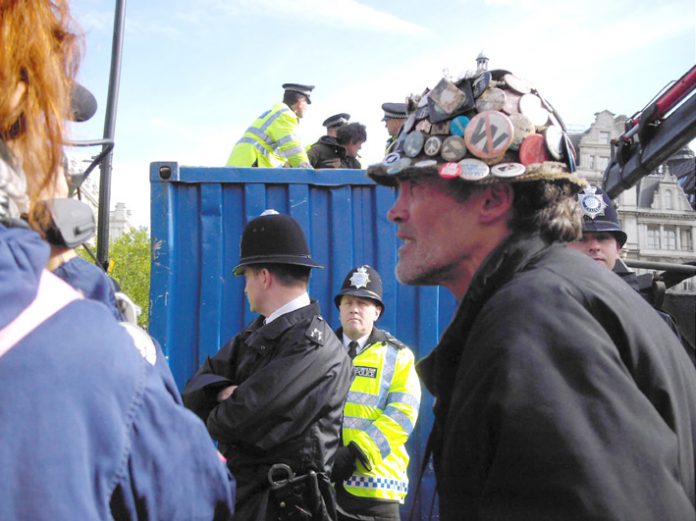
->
331;445;358;483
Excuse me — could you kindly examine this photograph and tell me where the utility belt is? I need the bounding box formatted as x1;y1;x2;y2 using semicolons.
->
268;463;336;521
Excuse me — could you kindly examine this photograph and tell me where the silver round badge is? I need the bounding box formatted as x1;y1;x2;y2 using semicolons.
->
414;159;438;168
471;71;491;98
441;136;467;162
386;157;412;175
503;73;533;94
509;113;535;150
403;131;425;158
458;158;490;181
383;152;401;166
544;125;564;160
424;136;442;157
491;162;526;178
475;87;506;112
519;94;549;128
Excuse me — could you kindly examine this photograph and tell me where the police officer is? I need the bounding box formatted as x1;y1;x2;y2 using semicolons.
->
324;113;350;138
227;83;314;168
308;113;351;168
332;265;420;521
183;211;352;520
381;102;407;154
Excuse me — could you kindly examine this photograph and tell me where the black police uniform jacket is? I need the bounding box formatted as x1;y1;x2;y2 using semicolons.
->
308;136;361;169
417;231;696;521
183;302;352;520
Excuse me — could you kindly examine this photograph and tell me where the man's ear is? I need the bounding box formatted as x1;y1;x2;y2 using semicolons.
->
259;268;272;288
479;183;514;224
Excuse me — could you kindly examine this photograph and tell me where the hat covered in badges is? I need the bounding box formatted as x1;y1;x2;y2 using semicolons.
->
323;113;350;128
382;102;408;121
578;186;627;247
368;56;586;190
334;265;384;311
282;83;315;104
233;210;323;275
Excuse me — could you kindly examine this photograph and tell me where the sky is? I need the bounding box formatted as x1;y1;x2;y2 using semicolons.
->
67;0;696;228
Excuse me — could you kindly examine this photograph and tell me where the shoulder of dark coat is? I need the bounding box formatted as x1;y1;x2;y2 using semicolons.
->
305;315;333;346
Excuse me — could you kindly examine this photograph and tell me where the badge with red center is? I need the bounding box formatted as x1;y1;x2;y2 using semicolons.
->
438;162;462;179
518;134;551;165
464;110;514;160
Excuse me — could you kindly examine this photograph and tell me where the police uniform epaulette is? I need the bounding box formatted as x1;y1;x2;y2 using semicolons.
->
306;315;328;346
384;331;408;350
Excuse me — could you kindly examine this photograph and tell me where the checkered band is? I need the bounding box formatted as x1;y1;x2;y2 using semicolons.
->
345;475;408;493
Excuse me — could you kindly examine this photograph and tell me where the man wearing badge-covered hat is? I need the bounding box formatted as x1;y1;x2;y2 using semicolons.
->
368;57;696;520
331;265;420;520
227;83;314;168
183;211;352;520
382;102;407;154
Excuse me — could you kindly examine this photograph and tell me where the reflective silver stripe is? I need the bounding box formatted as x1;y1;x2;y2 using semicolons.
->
237;137;270;158
275;134;297;147
346;390;380;407
343;416;372;430
383;405;414;433
246;126;273;145
345;475;407;493
259;107;291;132
386;392;420;409
365;423;391;459
376;345;398;410
280;145;305;158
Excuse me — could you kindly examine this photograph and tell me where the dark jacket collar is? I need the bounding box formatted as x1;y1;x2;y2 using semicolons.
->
246;301;321;345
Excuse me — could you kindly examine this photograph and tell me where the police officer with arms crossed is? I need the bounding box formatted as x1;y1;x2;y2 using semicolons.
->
227;83;314;168
183;211;352;520
367;57;696;520
331;265;420;521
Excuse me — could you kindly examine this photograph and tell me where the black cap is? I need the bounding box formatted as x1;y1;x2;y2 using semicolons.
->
70;82;97;122
577;186;627;247
381;102;407;121
233;210;323;275
282;83;315;104
334;265;384;311
322;113;350;128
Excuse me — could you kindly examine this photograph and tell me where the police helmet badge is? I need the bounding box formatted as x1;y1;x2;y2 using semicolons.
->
349;266;371;289
577;186;608;220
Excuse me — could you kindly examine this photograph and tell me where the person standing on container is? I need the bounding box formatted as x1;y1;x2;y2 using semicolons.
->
367;57;696;520
331;265;420;521
381;102;407;154
183;211;352;520
0;1;235;519
309;122;366;169
227;84;314;168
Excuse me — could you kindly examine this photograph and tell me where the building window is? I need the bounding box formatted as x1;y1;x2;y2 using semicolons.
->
663;190;673;210
597;156;609;170
647;225;661;249
598;131;610;144
586;155;595;169
664;227;676;250
682;229;693;251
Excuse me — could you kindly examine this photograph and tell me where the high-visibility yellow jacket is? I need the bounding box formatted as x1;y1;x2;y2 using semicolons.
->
340;327;421;502
227;103;310;168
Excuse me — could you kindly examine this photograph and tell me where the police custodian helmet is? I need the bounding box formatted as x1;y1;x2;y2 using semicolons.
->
577;186;627;247
233;210;323;275
334;265;384;311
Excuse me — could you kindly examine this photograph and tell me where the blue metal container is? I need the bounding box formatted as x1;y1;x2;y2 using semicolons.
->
149;163;457;519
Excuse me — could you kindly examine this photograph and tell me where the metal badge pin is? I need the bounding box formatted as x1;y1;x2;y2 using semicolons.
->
416;120;432;134
518;134;551;165
509;113;535;150
449;115;470;137
403;131;426;158
430;78;468;114
430;121;450;135
503;73;533;94
544;125;564;160
519;94;549;128
424;136;443;157
438;162;462;179
386;157;412;175
491;162;526;178
427;97;451;123
441;136;467;162
502;90;521;115
464;110;514;160
471;71;492;98
475;87;506;112
458;158;490;181
414;159;438;168
383;152;402;166
402;112;417;134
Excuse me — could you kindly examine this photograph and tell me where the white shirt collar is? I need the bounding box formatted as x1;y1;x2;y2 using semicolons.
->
264;292;310;325
342;332;370;350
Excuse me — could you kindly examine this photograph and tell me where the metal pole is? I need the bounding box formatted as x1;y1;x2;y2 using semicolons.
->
96;0;127;270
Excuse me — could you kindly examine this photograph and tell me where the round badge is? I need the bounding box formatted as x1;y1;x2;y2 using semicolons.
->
519;94;549;128
441;136;467;162
475;87;506;112
403;131;425;158
438;162;461;179
386;157;412;175
544;125;564;160
458;158;490;181
503;73;533;94
471;71;491;98
491;162;526;178
402;112;417;134
464;110;514;160
416;120;432;134
502;91;521;115
509;114;535;150
382;152;401;166
424;136;442;157
414;159;437;168
518;134;551;165
449;115;470;137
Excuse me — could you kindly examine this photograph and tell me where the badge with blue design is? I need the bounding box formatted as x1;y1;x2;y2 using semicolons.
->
349;266;371;289
577;186;607;219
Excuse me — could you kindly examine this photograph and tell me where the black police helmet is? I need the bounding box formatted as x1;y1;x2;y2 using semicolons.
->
334;265;384;311
577;186;627;247
233;211;323;275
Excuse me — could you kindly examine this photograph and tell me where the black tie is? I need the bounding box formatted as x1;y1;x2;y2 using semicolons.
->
348;341;359;359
